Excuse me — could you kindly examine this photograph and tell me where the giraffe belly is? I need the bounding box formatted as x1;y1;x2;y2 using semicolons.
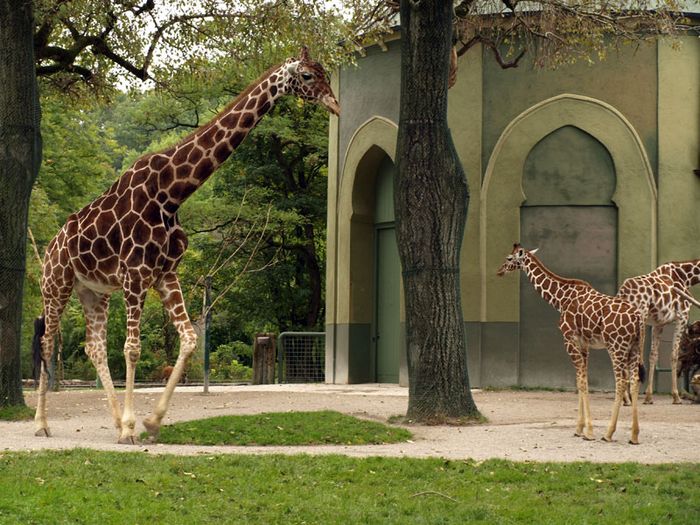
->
648;309;677;326
75;273;121;294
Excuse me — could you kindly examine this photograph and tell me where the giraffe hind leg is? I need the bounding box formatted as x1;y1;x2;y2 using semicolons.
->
670;316;688;404
644;326;663;404
34;299;70;437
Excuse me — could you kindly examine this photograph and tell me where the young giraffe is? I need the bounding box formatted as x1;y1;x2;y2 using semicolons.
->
618;260;700;404
497;244;644;444
33;47;340;444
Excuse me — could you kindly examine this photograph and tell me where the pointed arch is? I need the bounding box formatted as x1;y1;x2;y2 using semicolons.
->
326;116;399;383
480;94;656;321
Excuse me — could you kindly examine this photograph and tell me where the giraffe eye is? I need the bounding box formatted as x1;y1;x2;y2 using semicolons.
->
301;72;314;81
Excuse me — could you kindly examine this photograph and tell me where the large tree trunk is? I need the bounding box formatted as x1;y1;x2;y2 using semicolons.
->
395;0;480;422
0;0;41;406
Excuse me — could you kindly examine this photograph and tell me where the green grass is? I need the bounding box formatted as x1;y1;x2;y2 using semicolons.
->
150;410;413;446
0;450;698;524
0;405;34;421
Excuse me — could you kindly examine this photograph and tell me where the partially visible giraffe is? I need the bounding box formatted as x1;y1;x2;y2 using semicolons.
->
497;244;644;444
33;47;340;444
617;259;700;404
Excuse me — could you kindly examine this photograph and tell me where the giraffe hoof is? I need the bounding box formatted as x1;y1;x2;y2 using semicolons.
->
35;428;51;438
672;397;682;405
143;417;160;438
582;434;595;441
117;435;137;445
643;398;654;405
628;439;640;445
601;436;615;443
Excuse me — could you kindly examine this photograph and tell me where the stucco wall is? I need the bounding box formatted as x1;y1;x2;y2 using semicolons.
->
326;34;699;386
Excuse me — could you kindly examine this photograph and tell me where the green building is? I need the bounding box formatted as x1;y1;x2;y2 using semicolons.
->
324;29;699;391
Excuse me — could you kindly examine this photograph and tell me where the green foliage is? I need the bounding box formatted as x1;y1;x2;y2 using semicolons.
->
24;6;338;381
34;0;392;93
150;410;412;446
1;450;699;524
210;341;253;381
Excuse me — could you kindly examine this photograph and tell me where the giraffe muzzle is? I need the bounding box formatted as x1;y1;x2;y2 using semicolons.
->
322;94;341;116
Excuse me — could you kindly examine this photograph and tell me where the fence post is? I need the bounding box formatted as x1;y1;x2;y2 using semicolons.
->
253;333;275;384
202;276;212;394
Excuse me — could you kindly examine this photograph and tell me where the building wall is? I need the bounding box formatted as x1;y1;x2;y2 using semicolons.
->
326;36;700;389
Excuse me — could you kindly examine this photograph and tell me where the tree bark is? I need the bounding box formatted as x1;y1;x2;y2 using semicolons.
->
395;0;480;422
0;0;41;406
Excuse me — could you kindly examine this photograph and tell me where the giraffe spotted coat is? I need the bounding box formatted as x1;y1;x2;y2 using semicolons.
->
34;47;340;444
497;244;644;444
617;260;700;403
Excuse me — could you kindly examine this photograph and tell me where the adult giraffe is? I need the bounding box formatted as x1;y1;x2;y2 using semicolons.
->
497;244;644;444
33;47;340;444
617;260;700;404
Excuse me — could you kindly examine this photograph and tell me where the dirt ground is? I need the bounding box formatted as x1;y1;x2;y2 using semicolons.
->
5;383;700;463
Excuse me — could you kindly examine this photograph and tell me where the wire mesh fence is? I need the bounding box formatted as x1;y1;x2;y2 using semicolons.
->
278;332;325;383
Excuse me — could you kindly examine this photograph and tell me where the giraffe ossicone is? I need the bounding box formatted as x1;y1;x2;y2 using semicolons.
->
33;47;340;444
497;243;644;444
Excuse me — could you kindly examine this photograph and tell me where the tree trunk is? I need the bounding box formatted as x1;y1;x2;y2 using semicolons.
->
0;0;41;407
395;0;480;422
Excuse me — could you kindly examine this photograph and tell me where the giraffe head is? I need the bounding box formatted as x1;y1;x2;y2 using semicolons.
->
496;243;539;276
284;46;340;116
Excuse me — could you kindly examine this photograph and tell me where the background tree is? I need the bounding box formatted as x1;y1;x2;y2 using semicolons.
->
0;1;41;407
396;0;479;422
394;0;692;423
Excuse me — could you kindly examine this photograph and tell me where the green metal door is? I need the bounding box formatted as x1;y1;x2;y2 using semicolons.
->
374;155;400;383
375;226;400;382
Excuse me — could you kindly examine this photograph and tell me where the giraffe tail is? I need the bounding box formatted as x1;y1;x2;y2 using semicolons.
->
638;362;647;385
675;287;700;309
32;314;46;384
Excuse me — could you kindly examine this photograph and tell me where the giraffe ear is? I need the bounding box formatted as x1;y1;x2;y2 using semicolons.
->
299;46;310;61
530;248;539;255
286;60;300;75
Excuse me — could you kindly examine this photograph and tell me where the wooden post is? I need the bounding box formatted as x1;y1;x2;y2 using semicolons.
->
253;333;275;384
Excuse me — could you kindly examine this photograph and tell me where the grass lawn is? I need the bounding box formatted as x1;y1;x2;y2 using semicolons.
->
0;450;698;524
0;405;34;421
151;410;413;446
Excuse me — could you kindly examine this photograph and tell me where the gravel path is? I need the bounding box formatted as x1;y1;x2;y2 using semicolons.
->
5;384;699;463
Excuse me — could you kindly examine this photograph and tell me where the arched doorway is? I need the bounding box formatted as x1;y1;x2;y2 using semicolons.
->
519;126;618;389
328;116;404;384
481;94;657;389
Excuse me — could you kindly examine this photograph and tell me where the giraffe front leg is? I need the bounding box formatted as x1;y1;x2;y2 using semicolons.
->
118;282;147;445
644;326;662;404
568;343;593;440
143;273;198;440
670;317;687;405
76;284;122;431
577;373;594;441
575;388;584;436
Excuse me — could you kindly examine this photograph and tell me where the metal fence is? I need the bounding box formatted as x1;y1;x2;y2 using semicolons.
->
278;332;325;383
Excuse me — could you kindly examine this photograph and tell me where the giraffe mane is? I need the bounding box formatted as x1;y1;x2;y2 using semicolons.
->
150;61;287;155
528;252;592;288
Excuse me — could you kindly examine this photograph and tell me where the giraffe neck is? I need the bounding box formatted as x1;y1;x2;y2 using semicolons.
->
138;60;294;213
521;254;587;312
668;260;700;288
